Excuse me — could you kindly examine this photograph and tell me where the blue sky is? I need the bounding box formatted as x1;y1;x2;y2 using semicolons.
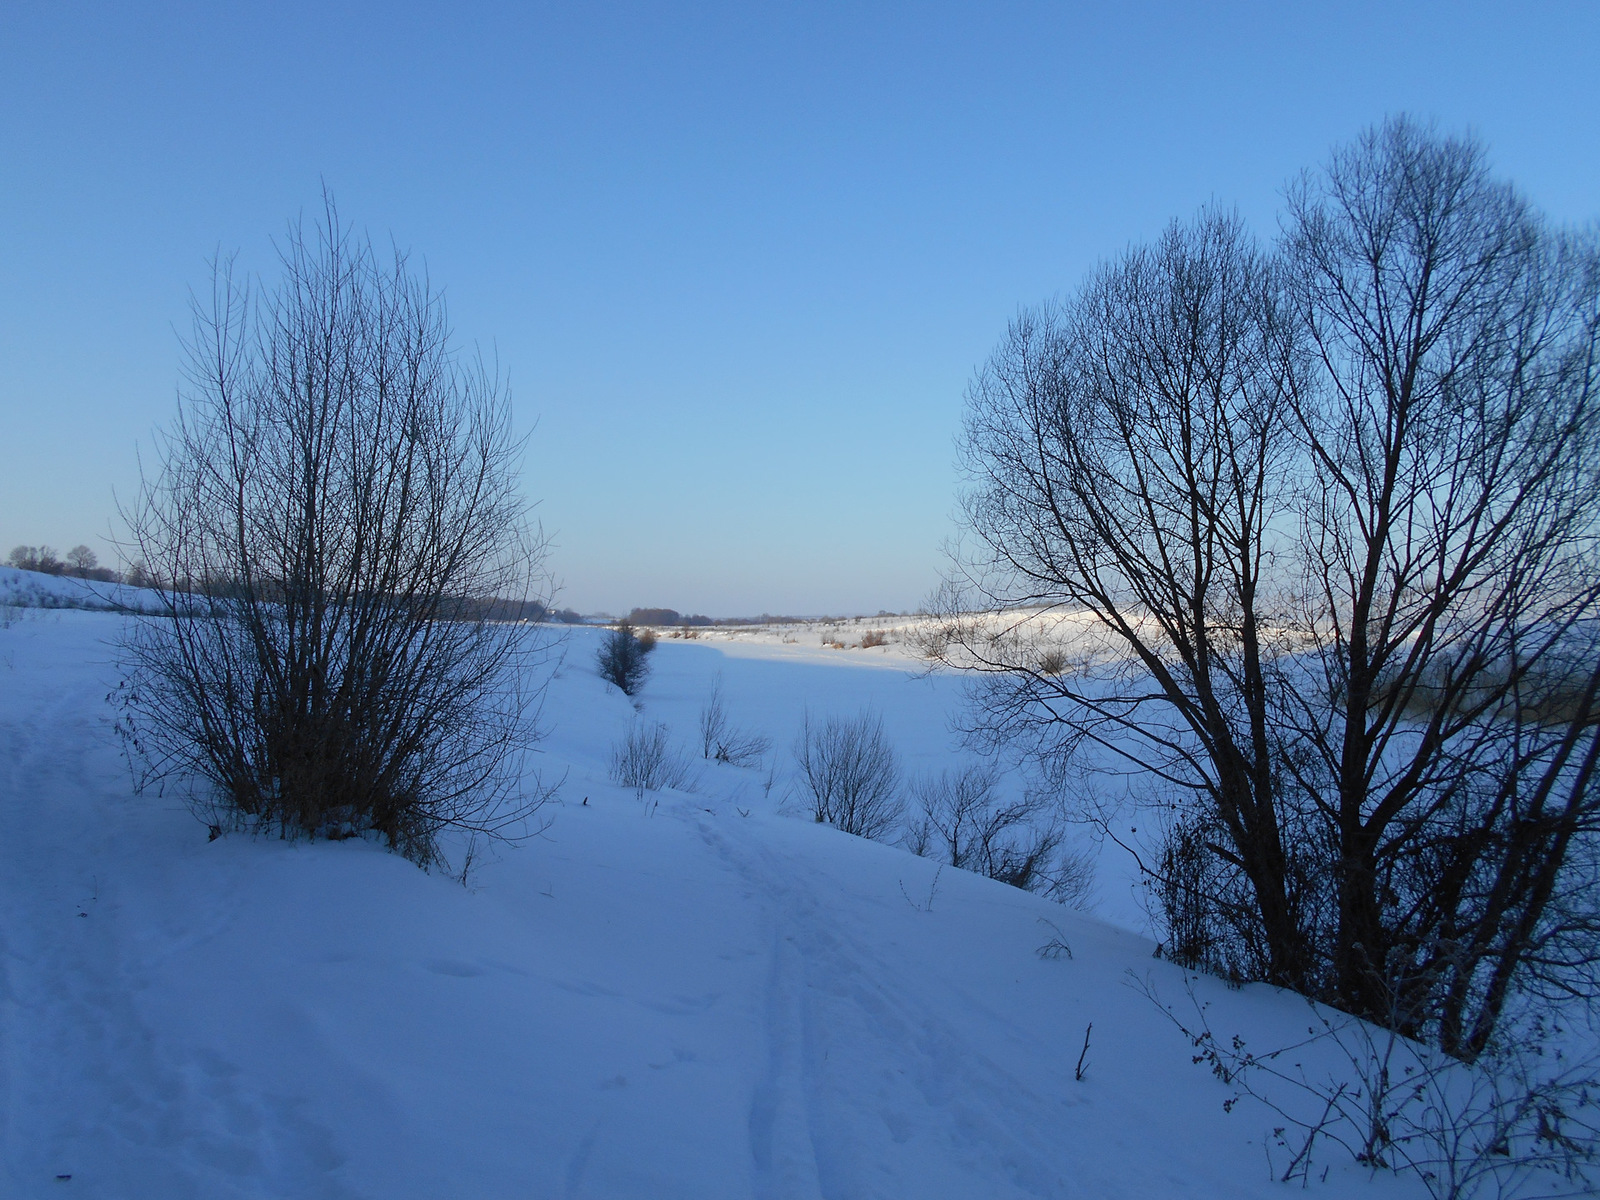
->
2;2;1596;615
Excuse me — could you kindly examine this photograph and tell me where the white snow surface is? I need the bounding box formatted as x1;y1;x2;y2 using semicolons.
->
0;611;1429;1199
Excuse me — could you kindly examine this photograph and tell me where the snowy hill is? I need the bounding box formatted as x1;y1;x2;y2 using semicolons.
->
0;611;1437;1198
0;565;163;615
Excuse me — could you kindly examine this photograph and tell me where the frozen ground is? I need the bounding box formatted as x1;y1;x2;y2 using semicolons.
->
0;608;1435;1198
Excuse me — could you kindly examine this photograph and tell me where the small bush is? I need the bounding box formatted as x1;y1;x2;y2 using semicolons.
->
906;764;1088;901
609;720;695;799
861;629;887;648
698;677;773;767
116;203;550;868
793;710;901;838
596;620;655;695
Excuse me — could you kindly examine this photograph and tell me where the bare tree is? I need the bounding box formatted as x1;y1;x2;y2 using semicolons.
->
793;710;902;839
8;545;64;574
118;197;552;867
939;121;1600;1056
938;205;1310;986
65;545;98;575
1280;118;1600;1055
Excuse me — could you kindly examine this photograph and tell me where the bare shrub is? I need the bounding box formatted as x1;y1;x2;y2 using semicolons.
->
861;629;887;649
698;676;728;758
1052;843;1098;911
609;720;695;800
698;677;772;767
7;545;63;574
793;710;901;838
117;197;551;867
1145;974;1600;1199
596;620;654;695
1150;813;1262;978
906;764;1087;900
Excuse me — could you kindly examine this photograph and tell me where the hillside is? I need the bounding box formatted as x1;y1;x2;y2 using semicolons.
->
0;610;1434;1198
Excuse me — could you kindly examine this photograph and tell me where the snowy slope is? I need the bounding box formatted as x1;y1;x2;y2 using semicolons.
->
0;611;1428;1199
0;566;163;614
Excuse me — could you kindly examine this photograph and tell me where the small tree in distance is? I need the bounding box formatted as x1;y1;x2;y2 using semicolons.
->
697;675;772;767
596;620;655;695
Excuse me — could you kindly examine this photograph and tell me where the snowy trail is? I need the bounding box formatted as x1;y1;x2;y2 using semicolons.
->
699;816;1073;1199
0;623;258;1197
0;618;372;1199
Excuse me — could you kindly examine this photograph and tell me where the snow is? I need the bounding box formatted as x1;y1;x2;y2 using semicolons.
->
0;610;1431;1198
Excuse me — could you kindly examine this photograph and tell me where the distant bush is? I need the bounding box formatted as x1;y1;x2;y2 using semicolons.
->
793;711;901;839
610;720;695;799
596;620;655;695
8;545;63;574
905;764;1091;904
861;629;887;648
698;677;772;767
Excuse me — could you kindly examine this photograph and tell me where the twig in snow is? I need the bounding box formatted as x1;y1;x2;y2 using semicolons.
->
1037;917;1073;959
899;864;943;913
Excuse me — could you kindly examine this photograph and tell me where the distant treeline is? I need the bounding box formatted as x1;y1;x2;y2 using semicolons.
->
472;598;583;624
626;607;817;627
627;607;715;626
8;544;122;583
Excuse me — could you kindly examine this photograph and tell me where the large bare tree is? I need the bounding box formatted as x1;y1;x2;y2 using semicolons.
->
120;199;552;867
940;207;1311;986
1281;120;1600;1054
940;122;1600;1056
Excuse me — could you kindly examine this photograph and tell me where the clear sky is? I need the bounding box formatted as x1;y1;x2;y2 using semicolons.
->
2;2;1596;616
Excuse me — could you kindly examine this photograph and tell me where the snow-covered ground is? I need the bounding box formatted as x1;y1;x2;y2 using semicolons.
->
0;609;1435;1198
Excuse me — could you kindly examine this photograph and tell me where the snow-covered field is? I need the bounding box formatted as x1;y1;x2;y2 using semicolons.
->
0;606;1432;1199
